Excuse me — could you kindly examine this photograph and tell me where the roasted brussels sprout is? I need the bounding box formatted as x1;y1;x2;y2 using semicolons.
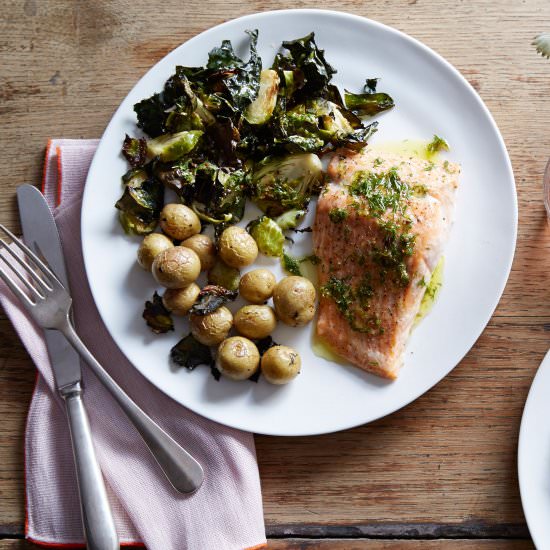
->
250;153;322;216
274;209;306;231
218;226;258;268
190;306;233;346
248;216;284;257
208;260;240;291
152;246;201;289
137;233;173;270
115;168;163;235
239;269;276;304
162;283;201;316
122;135;147;167
159;203;201;240
182;234;216;271
143;292;174;334
216;336;260;381
244;69;280;125
146;130;203;162
189;285;238;316
261;345;301;384
234;305;277;340
273;275;316;326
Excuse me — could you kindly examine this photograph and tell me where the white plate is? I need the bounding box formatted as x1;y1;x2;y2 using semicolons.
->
519;350;550;549
81;9;517;436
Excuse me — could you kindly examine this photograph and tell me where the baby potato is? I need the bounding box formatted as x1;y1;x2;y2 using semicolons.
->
159;203;201;240
234;305;277;340
162;283;200;316
273;276;316;326
182;234;216;271
261;345;301;384
152;246;201;289
218;226;258;268
190;306;233;346
239;268;276;304
137;233;173;271
216;336;260;381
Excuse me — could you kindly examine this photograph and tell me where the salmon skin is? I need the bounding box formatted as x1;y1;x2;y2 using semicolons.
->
313;148;459;379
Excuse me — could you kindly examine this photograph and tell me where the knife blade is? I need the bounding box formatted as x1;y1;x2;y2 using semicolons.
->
17;184;82;390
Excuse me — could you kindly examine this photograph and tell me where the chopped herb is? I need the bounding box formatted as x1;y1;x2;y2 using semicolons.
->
293;226;312;233
426;134;449;155
413;184;429;196
424;161;435;171
300;253;320;265
329;207;348;223
373;157;384;167
282;252;302;275
348;168;411;217
417;276;427;287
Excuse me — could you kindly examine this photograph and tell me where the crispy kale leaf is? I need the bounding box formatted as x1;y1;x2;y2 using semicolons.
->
143;292;174;334
277;32;336;98
170;334;212;370
344;78;394;117
134;93;166;138
122;135;147;167
189;285;238;315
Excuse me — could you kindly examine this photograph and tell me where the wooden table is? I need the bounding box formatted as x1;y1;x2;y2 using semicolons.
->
1;1;550;548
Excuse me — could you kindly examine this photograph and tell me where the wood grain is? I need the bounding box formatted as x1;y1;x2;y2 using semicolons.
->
1;0;550;546
0;539;536;550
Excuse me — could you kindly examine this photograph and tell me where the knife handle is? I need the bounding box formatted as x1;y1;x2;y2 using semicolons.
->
60;321;204;494
61;383;119;550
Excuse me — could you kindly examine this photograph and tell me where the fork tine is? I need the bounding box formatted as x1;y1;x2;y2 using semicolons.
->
0;223;63;287
0;241;50;294
0;251;45;300
0;262;35;307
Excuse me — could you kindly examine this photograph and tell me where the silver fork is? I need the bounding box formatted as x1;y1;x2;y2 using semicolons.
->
0;223;204;494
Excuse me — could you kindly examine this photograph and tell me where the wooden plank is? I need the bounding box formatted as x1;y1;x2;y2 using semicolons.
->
1;0;550;543
0;538;536;549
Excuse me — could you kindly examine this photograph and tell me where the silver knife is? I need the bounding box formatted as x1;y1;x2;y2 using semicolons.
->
18;184;118;550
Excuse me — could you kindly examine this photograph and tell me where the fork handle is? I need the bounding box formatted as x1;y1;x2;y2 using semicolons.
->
62;383;119;550
60;322;204;494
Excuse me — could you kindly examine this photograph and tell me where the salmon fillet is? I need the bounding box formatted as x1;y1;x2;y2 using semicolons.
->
313;148;460;379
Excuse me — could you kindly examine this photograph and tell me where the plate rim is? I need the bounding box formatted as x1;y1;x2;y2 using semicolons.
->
518;349;550;548
81;8;518;436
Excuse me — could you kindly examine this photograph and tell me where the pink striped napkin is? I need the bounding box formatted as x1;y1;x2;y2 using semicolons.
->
0;140;266;550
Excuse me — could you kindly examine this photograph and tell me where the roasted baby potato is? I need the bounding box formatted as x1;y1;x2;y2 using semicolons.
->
190;306;233;346
238;269;276;304
234;305;277;340
159;203;201;240
162;283;200;315
216;336;260;380
152;246;201;289
261;345;301;384
218;226;258;268
137;233;173;270
272;276;316;326
182;234;216;271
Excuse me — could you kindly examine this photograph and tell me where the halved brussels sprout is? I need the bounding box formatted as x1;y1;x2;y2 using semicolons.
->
115;168;163;235
248;216;285;257
146;130;203;161
244;69;280;125
274;209;306;231
250;153;322;216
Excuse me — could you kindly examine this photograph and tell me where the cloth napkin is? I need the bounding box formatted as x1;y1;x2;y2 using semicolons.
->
0;140;267;550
